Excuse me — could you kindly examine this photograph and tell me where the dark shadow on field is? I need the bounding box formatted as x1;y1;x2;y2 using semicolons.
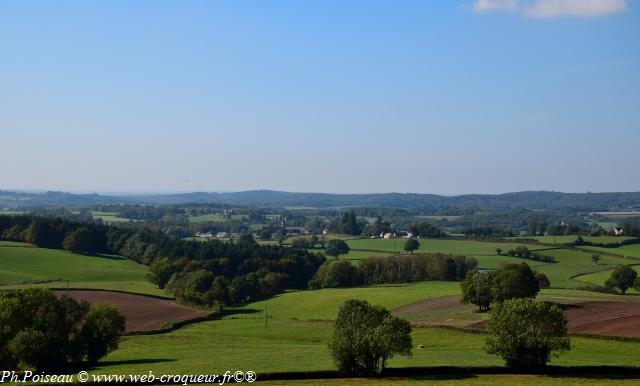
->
91;358;177;368
48;359;177;374
219;308;262;317
258;366;640;382
95;253;128;260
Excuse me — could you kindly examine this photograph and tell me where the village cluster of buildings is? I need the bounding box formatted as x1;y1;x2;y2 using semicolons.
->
370;231;416;239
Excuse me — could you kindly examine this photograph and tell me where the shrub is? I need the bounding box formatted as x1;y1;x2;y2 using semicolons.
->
607;266;637;294
325;239;350;258
485;298;570;367
329;299;412;376
81;304;126;363
493;263;540;301
403;239;420;253
461;270;496;311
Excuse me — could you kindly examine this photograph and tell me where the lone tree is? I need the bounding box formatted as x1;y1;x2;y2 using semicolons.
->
493;263;540;301
495;248;503;256
403;239;420;254
485;298;570;368
329;299;412;376
326;239;350;258
591;254;601;265
606;266;637;294
461;270;496;311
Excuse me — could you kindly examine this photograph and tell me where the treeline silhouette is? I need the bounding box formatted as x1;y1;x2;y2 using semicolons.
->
309;254;478;289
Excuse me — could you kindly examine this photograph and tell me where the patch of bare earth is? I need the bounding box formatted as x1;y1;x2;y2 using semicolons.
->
392;295;485;327
563;301;640;337
53;290;209;333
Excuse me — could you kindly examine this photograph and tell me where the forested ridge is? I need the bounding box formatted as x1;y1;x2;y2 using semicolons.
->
3;190;640;211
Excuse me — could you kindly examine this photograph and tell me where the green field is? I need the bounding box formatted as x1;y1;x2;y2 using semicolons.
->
3;239;640;382
346;238;549;256
93;283;640;377
0;210;28;216
188;213;247;223
532;248;633;288
517;235;635;244
0;242;164;296
585;244;640;258
91;211;132;223
575;265;640;294
338;238;638;289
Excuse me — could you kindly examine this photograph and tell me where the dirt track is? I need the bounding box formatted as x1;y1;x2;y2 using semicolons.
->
54;290;209;332
394;295;640;338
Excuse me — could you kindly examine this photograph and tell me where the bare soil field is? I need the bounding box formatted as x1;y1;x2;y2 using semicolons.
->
392;294;462;314
394;296;640;338
392;295;485;327
563;301;640;337
54;290;209;332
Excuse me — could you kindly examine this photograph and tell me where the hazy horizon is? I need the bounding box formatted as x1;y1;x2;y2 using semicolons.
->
3;187;640;197
1;0;638;195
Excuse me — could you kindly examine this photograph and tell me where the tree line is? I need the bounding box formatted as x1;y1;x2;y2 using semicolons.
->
309;253;478;289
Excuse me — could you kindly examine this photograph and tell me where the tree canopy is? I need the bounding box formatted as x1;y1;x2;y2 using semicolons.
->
485;298;570;368
0;288;125;371
329;299;412;376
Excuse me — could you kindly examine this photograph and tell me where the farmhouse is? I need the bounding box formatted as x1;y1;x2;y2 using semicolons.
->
216;232;229;238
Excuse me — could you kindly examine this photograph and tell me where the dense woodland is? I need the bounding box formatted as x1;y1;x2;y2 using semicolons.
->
3;190;640;211
0;215;324;307
309;254;478;289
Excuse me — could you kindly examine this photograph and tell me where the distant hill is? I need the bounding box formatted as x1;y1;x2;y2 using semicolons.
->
2;190;640;212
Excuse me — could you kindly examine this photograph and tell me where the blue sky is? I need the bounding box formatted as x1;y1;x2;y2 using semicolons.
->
0;0;638;194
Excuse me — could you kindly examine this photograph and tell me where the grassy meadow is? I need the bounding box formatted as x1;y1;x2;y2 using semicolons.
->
2;238;640;383
93;284;640;377
91;211;132;223
515;235;635;244
0;242;164;296
334;238;638;289
586;244;640;258
575;265;640;294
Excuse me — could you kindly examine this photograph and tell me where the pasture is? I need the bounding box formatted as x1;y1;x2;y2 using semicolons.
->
575;265;640;293
0;242;164;296
586;243;640;258
345;238;549;257
516;235;635;244
91;211;132;223
93;283;640;378
189;213;247;222
4;239;640;382
338;238;636;288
